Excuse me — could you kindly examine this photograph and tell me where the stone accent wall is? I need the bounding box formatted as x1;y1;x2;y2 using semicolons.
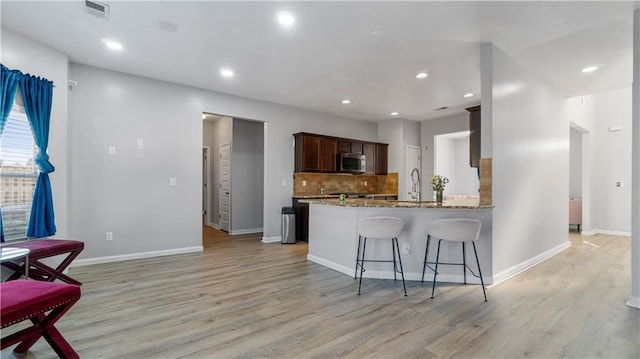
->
479;158;492;205
293;172;398;196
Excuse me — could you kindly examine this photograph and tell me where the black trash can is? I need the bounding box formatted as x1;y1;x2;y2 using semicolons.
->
281;207;296;244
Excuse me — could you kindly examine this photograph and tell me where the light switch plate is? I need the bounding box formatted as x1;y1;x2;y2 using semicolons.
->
108;146;116;155
169;177;177;186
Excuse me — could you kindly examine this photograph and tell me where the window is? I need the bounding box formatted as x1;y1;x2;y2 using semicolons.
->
0;106;37;241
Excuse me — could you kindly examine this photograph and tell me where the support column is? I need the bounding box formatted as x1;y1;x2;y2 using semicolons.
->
628;8;640;309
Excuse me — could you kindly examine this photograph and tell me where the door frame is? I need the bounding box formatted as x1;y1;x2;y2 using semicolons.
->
202;146;212;226
219;141;231;232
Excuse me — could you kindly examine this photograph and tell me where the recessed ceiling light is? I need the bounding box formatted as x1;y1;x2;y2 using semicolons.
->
101;38;123;51
416;72;428;79
582;66;598;73
277;11;295;27
341;99;351;104
390;112;399;116
463;93;474;98
219;68;234;78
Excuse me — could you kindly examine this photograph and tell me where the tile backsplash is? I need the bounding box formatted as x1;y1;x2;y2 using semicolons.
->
293;172;398;196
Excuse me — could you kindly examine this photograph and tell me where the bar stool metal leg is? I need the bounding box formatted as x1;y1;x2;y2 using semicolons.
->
357;238;367;295
431;239;442;299
354;235;362;279
472;242;487;302
421;235;431;282
462;242;467;284
393;238;407;296
392;240;397;281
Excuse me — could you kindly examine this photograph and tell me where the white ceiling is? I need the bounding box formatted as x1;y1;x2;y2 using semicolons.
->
1;1;638;122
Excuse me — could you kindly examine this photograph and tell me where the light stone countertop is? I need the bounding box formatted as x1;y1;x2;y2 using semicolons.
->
299;198;492;209
292;193;398;199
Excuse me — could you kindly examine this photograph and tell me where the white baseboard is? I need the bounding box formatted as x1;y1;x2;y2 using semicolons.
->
207;222;219;229
492;241;571;286
592;229;631;237
307;254;353;276
626;296;640;309
230;228;263;235
71;246;203;267
307;254;491;284
262;236;282;243
580;230;596;236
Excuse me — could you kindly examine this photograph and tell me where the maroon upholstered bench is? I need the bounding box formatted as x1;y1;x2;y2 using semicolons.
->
1;280;81;359
2;239;84;285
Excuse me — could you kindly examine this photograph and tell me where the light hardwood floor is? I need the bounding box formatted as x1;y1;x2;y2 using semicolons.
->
2;231;639;358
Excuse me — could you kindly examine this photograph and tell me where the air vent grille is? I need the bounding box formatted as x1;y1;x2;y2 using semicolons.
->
85;0;110;20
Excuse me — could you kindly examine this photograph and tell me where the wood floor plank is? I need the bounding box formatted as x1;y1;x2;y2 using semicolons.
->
2;231;639;359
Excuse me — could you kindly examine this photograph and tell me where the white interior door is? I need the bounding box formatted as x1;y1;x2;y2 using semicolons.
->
406;145;421;201
219;142;230;232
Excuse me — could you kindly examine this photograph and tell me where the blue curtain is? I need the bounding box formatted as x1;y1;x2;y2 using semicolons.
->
21;74;56;238
0;65;22;242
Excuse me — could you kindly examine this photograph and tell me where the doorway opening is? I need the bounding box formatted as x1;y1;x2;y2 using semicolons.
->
433;130;478;200
202;112;265;243
570;123;590;233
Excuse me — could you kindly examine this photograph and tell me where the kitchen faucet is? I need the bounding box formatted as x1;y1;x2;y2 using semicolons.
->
409;167;421;203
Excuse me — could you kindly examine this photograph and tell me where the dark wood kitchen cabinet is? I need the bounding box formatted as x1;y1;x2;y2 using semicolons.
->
294;132;388;174
467;105;481;168
294;134;338;173
295;134;321;172
375;144;388;175
337;140;351;153
320;138;337;172
363;143;376;174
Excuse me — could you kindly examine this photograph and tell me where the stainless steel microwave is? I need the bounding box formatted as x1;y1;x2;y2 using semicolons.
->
338;152;366;174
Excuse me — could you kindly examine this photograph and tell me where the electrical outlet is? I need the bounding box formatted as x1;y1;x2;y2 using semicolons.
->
302;180;307;187
364;181;368;187
169;177;177;186
402;243;410;255
106;232;113;241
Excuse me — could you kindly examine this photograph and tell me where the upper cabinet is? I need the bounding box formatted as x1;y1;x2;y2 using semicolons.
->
466;105;481;168
375;144;388;175
293;133;388;174
362;143;376;173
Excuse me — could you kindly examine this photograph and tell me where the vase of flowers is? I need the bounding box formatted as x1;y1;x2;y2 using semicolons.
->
430;175;449;205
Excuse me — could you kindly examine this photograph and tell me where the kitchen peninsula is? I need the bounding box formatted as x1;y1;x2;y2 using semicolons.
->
304;198;494;284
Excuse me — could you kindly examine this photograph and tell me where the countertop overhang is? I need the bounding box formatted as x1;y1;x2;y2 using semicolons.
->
299;198;492;210
293;193;398;199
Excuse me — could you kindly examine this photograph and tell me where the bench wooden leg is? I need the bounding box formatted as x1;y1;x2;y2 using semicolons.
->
4;304;79;359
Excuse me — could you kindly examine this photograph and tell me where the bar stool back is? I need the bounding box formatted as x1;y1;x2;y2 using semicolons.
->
355;216;407;296
422;218;487;301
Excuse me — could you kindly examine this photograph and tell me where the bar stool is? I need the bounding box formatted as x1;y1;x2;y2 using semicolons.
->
421;218;487;301
354;216;407;296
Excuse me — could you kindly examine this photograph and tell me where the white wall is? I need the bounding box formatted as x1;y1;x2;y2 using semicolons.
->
453;137;480;196
231;118;264;233
1;29;70;238
486;44;570;276
569;127;583;199
420;113;468;198
591;87;632;233
65;60;378;259
378;119;421;200
434;136;456;194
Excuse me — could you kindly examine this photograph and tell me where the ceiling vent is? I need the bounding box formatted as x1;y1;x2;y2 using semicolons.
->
85;0;110;20
434;106;448;111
